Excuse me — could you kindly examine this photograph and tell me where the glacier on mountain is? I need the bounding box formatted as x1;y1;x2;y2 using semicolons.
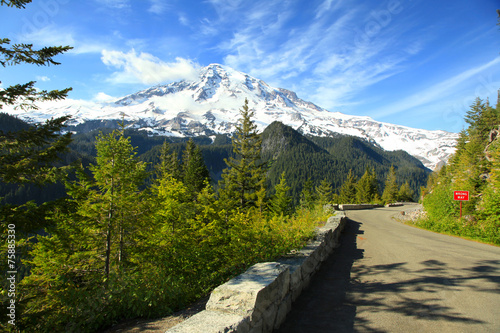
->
3;63;458;170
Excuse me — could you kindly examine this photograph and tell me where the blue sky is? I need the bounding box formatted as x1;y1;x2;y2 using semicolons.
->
2;0;500;132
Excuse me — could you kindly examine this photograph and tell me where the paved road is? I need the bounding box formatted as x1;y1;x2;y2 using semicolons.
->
275;204;500;332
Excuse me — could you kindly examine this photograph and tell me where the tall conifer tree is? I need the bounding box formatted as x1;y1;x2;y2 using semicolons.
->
339;169;357;204
316;178;333;206
356;166;378;203
382;165;399;204
299;178;316;209
86;127;147;278
219;99;266;210
182;138;210;200
270;172;292;216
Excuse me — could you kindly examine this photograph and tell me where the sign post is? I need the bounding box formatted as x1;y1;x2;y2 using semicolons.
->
453;191;469;218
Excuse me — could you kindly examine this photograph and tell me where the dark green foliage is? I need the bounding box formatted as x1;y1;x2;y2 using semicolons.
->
0;116;73;185
299;178;316;209
6;123;328;332
0;110;437;332
263;122;428;204
1;33;72;111
0;112;30;131
339;169;357;204
1;0;32;8
398;181;414;202
182;139;211;200
219;99;266;211
382;165;399;203
0;115;430;209
420;95;500;245
316;178;333;206
356;166;379;203
269;172;292;216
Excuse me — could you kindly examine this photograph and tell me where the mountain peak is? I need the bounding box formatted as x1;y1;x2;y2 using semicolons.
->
2;64;457;169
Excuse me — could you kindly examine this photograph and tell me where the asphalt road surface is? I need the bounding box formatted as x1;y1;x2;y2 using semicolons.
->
275;204;500;332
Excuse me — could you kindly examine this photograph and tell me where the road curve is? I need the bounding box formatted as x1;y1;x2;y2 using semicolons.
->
275;204;500;332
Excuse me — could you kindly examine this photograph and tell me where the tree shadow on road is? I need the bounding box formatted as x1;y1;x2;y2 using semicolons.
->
275;218;364;332
276;218;499;332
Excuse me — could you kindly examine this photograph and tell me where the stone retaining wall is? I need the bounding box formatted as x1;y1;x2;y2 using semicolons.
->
338;203;383;210
166;212;347;333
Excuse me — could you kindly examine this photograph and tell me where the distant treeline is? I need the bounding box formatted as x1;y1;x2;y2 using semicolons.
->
0;114;430;207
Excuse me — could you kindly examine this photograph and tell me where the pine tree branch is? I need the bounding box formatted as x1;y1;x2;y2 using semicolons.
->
0;0;32;8
1;39;73;67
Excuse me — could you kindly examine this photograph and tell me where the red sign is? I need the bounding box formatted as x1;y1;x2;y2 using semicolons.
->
454;191;469;201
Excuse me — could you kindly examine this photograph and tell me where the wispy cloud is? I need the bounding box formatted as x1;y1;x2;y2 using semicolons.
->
148;0;168;15
209;0;418;109
97;0;130;9
101;49;200;85
36;76;50;82
18;25;110;55
178;13;189;26
370;57;500;118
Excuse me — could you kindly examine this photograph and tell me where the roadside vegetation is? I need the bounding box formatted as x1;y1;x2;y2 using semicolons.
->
0;93;330;331
417;96;500;246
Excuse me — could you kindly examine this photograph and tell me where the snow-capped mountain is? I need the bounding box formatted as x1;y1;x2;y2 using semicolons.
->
4;63;458;170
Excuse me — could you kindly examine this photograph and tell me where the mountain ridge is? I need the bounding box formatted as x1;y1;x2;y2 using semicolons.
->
3;63;458;169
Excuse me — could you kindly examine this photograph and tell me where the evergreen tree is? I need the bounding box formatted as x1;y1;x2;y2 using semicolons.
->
182;138;211;200
421;91;500;244
356;166;378;203
1;0;72;110
0;116;73;186
218;99;266;210
168;150;182;180
151;170;190;235
155;141;171;179
19;128;149;331
84;128;147;278
269;172;292;216
299;178;316;209
398;181;414;202
339;169;357;204
382;165;399;203
0;0;73;187
316;178;333;206
480;137;500;241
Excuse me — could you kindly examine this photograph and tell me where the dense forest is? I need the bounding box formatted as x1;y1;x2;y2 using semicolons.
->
417;96;500;245
0;114;430;207
0;100;337;332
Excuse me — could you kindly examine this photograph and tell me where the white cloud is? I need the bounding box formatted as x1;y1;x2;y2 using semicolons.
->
148;0;168;14
315;0;346;19
93;92;117;103
207;0;245;19
199;18;219;37
36;76;50;82
101;49;200;85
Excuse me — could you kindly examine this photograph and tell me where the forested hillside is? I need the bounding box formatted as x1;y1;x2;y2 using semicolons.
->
418;96;500;245
0;114;429;206
261;121;429;203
